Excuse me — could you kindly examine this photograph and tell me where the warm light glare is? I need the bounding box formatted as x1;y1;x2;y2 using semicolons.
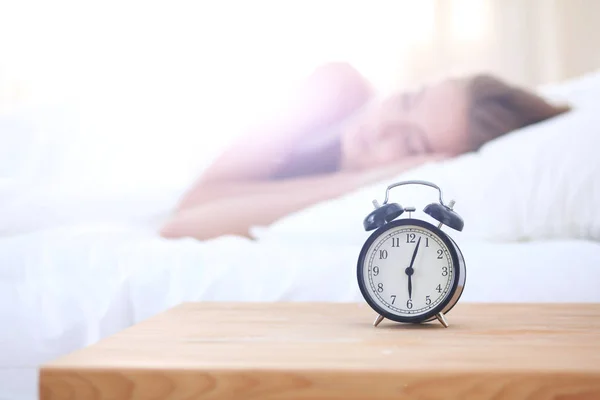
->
450;0;490;42
0;0;490;192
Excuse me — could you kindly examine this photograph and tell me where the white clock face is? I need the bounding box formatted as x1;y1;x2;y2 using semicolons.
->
360;223;455;319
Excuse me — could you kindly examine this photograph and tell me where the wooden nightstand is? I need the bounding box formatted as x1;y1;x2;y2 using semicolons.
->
40;302;600;399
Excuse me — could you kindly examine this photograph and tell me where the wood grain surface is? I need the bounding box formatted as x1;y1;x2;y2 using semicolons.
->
40;302;600;400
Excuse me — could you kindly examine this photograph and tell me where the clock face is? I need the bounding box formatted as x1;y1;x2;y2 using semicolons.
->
358;220;457;321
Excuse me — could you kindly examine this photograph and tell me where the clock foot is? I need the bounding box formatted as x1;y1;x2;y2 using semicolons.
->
436;312;449;328
373;314;385;327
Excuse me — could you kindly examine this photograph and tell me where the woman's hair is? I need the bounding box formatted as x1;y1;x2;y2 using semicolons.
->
465;74;571;150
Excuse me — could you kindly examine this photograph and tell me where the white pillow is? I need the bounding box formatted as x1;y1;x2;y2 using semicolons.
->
258;99;600;245
537;67;600;108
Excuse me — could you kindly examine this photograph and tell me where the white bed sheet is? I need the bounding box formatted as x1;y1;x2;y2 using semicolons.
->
1;224;599;400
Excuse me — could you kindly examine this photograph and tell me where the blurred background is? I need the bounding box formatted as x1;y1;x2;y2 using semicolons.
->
2;3;600;398
1;0;599;208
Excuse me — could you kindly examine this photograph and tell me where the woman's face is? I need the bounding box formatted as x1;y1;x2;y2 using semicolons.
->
340;78;472;171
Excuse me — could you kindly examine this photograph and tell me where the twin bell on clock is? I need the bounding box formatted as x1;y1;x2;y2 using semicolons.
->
355;180;466;328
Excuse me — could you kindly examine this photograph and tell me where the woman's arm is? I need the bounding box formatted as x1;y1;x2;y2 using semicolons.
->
161;155;445;241
174;62;372;212
161;171;371;240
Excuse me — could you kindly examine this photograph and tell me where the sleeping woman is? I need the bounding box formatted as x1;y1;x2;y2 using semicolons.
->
160;62;570;241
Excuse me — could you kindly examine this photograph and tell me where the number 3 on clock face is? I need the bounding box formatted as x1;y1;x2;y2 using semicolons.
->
356;219;465;324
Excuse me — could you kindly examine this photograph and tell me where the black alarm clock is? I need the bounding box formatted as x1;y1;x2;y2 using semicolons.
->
356;180;466;328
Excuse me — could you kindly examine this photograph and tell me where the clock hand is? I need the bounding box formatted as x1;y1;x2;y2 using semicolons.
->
405;237;421;300
408;236;421;270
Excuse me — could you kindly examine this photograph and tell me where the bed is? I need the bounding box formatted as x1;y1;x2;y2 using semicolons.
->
1;69;600;399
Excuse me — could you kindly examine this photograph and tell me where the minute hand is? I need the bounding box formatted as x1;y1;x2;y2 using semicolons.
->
408;237;421;270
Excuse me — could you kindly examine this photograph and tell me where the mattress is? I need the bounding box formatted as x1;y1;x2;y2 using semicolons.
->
1;224;600;400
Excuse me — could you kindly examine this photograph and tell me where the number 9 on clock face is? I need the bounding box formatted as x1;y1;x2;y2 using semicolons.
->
356;219;466;324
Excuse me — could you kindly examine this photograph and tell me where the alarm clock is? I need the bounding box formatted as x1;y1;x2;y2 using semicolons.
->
356;180;466;328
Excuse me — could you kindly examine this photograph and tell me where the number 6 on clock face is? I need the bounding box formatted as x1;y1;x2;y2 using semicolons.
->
356;219;466;324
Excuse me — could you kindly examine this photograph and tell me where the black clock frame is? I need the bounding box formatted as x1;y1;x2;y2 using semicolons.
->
356;218;466;324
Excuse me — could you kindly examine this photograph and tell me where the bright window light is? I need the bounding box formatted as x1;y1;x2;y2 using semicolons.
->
450;0;490;42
